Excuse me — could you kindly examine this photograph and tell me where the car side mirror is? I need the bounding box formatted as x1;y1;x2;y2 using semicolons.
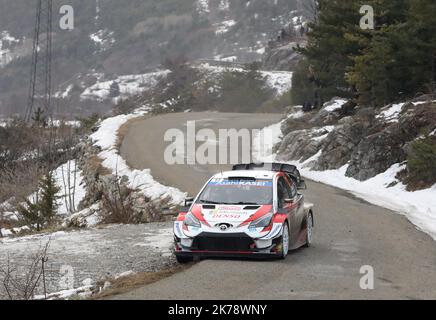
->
184;197;194;207
297;180;307;190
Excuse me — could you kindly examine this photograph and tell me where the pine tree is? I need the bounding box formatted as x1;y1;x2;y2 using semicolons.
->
38;172;61;224
408;0;436;97
32;107;47;127
295;0;365;104
109;81;121;98
17;172;60;231
19;199;44;231
295;0;434;107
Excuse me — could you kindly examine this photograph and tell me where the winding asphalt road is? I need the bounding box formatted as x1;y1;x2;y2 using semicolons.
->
117;112;436;299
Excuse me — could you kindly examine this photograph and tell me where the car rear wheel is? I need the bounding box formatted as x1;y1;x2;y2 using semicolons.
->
176;255;194;264
304;212;314;248
279;223;290;259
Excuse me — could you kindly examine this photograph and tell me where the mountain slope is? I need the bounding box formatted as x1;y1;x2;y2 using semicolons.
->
0;0;309;117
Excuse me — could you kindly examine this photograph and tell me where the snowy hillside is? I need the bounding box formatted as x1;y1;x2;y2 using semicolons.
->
0;0;308;117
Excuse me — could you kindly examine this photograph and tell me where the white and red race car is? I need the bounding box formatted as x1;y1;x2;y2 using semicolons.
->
174;163;314;263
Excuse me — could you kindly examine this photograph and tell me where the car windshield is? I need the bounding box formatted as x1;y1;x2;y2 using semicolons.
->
197;178;273;205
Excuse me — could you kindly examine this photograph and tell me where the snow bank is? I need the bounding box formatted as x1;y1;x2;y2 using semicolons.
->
34;279;94;300
89;113;186;205
254;121;436;241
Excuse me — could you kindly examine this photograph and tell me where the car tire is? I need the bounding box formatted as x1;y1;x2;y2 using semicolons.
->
176;255;194;264
279;222;290;259
304;212;314;248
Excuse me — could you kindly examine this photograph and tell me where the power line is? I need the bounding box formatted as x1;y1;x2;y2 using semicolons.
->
25;0;53;123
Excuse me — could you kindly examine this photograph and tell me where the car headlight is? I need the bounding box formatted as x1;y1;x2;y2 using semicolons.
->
184;212;201;228
249;213;273;229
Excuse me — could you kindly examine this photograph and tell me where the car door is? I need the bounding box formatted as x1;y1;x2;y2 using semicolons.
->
284;176;305;244
276;176;298;244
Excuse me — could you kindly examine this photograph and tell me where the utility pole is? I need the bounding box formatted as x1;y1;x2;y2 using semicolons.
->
25;0;53;123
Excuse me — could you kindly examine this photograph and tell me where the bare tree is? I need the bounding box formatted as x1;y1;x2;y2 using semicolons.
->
0;240;51;300
61;160;78;213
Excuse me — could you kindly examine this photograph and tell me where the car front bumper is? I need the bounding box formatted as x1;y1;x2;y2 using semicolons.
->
174;232;282;258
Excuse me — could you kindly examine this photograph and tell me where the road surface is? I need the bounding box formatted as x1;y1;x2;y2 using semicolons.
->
117;112;436;299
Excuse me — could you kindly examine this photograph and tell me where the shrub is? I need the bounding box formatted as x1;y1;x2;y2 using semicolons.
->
101;175;137;224
216;66;274;113
76;113;100;132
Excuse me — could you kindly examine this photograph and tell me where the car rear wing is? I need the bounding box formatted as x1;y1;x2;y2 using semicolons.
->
232;162;306;189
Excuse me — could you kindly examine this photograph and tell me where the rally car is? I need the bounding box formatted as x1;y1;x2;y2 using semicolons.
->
173;162;314;263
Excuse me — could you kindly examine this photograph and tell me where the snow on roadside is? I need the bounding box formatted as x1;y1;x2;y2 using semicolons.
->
89;113;186;205
1;222;175;300
34;280;94;300
253;121;436;241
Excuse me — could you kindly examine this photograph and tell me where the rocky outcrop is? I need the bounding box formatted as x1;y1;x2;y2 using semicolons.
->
312;121;368;171
276;98;436;182
74;138;178;227
346;102;436;180
262;42;303;71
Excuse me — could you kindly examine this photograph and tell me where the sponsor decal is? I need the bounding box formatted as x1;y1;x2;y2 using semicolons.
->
205;205;253;220
208;179;272;187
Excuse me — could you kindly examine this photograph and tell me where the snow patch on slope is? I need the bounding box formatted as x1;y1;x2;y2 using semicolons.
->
196;0;210;14
90;29;115;52
0;31;20;67
323;99;348;112
215;20;237;35
198;63;292;96
80;70;169;102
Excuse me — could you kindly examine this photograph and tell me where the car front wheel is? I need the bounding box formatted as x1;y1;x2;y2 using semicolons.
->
304;212;314;248
279;222;290;259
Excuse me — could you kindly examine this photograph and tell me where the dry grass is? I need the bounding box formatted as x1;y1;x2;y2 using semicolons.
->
93;264;192;299
88;154;111;176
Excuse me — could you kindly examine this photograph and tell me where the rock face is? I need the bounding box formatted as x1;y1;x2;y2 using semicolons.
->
262;42;303;71
276;98;436;182
277;129;322;163
346;102;436;180
312;121;369;171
